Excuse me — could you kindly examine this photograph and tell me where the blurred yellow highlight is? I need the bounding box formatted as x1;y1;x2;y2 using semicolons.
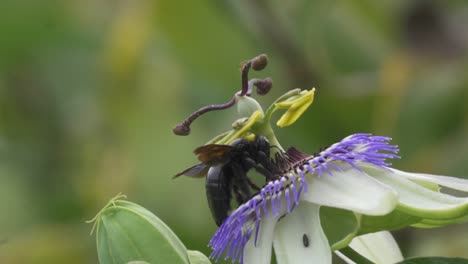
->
104;2;152;76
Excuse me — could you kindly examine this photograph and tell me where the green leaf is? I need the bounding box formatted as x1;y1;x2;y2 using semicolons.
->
398;257;468;264
89;195;189;264
187;250;211;264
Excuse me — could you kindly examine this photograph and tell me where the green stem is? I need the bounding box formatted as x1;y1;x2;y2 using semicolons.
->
255;121;284;153
339;246;376;264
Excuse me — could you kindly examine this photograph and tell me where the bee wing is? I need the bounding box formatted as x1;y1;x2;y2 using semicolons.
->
194;144;233;163
173;163;210;179
174;144;232;179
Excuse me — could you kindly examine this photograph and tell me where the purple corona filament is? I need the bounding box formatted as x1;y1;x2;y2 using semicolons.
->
208;133;400;263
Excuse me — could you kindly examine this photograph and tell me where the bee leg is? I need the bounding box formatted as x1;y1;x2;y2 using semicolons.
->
245;175;261;191
257;151;280;175
235;180;252;204
252;165;275;182
240;155;274;188
241;156;256;170
232;183;245;205
255;136;271;157
274;152;290;171
231;163;253;202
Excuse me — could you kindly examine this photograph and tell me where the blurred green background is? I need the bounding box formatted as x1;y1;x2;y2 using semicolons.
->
1;0;468;263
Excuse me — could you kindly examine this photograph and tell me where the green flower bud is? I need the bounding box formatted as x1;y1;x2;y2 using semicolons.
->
89;195;189;264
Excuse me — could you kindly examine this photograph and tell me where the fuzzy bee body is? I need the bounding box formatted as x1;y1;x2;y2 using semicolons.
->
175;136;281;226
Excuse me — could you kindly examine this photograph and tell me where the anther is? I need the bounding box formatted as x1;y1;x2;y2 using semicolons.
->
239;54;269;96
254;77;272;95
244;78;273;96
251;54;268;71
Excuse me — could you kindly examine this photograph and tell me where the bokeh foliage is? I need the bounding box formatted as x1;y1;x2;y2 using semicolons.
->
0;0;468;263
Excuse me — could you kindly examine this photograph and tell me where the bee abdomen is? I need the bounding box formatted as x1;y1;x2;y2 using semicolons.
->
206;166;232;226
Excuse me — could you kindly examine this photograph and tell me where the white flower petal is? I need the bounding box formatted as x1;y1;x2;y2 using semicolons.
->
243;214;278;264
349;231;403;264
273;203;331;264
391;168;468;192
302;165;398;215
362;164;468;219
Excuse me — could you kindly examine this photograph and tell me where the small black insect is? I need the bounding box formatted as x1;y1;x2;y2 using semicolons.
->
302;234;309;247
175;136;281;226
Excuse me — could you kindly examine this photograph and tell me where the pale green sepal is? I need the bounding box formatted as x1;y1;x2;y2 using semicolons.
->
275;89;315;127
410;223;439;228
392;168;468;192
358;209;421;234
411;179;440;192
398;257;468;264
236;95;264;118
187;250;211;264
91;196;189;264
349;231;403;264
362;164;468;220
322;207;421;251
273;204;332;264
413;213;468;228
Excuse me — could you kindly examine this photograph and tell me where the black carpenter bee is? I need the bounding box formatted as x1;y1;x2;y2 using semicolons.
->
174;136;282;226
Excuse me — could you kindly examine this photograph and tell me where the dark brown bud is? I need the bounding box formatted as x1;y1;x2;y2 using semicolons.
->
251;54;268;71
255;77;273;95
